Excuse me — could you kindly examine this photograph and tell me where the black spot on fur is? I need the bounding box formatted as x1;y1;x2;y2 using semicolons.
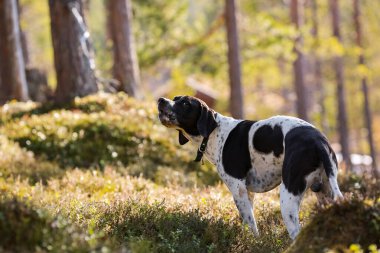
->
282;126;337;195
222;120;256;179
253;124;284;157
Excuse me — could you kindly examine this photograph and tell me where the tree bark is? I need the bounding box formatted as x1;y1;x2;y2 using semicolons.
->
225;0;244;119
0;0;29;104
290;0;309;122
311;0;328;133
107;0;141;98
16;0;30;66
329;0;351;170
353;0;378;178
49;0;98;104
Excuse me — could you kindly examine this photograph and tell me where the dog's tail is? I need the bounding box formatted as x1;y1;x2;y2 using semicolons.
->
317;139;336;178
316;137;344;201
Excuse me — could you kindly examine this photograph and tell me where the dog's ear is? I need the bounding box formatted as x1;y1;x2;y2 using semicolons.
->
173;96;182;101
178;130;189;145
197;103;217;138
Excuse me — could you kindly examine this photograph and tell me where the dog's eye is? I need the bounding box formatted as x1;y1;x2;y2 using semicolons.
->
182;101;190;107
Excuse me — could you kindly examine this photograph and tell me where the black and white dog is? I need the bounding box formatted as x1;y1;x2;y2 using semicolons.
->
157;95;343;239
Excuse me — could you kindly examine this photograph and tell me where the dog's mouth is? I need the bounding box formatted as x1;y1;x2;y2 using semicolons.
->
158;108;178;127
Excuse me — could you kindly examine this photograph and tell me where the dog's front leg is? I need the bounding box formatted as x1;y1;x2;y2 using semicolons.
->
222;174;259;236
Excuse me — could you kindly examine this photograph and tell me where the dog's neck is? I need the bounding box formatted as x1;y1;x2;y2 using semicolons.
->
182;113;242;166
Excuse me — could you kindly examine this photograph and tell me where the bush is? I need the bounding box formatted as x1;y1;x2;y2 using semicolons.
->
0;196;118;252
287;198;380;253
0;93;219;186
0;135;62;183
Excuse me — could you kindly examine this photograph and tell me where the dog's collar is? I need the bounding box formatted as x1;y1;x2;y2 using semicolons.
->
194;137;209;163
194;113;218;163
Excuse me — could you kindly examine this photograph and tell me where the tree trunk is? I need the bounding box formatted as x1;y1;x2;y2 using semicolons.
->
311;0;328;133
16;0;30;66
49;0;98;104
0;0;29;104
290;0;309;122
107;0;141;98
329;0;351;170
353;0;378;178
225;0;244;119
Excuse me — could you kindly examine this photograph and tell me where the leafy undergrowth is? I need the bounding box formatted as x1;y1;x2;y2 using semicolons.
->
286;175;380;253
0;93;218;186
0;93;378;252
0;168;291;252
286;198;380;253
0;196;117;252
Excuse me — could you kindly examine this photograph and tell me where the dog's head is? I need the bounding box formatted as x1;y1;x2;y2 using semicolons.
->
157;96;217;145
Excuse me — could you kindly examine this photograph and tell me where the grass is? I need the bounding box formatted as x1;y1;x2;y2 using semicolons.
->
0;93;378;252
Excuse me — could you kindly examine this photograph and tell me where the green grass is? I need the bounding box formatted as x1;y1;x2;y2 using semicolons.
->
0;93;378;252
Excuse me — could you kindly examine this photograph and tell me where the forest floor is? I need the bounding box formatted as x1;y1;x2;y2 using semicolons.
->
0;93;379;253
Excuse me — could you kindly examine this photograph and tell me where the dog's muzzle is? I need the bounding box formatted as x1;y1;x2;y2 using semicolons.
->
157;97;177;127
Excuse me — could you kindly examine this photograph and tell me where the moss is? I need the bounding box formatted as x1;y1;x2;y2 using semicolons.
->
0;196;117;252
0;135;63;183
286;199;380;253
0;93;219;186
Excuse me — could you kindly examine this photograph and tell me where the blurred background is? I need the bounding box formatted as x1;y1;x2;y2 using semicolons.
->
0;0;379;177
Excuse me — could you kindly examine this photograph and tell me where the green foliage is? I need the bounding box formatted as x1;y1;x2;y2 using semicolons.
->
0;196;115;252
100;201;251;253
0;135;62;183
0;95;379;252
0;93;219;186
286;199;380;253
19;0;380;153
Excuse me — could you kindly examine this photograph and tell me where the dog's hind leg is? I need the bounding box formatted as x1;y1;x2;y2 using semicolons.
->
223;175;259;236
279;182;303;240
315;153;344;204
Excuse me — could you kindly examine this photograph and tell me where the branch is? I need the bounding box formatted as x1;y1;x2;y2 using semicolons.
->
141;11;225;68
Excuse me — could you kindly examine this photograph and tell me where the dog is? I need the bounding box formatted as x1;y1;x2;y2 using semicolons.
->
157;95;344;239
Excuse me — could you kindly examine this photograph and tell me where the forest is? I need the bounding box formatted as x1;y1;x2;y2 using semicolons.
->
0;0;379;252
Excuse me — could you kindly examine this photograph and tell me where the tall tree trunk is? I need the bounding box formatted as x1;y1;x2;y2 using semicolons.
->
329;0;351;170
0;0;29;104
16;0;30;66
311;0;328;133
290;0;309;122
225;0;244;119
49;0;98;104
353;0;378;179
107;0;141;98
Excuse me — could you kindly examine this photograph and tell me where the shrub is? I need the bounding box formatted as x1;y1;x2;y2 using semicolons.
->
0;135;62;183
0;196;118;252
287;198;380;253
0;93;219;186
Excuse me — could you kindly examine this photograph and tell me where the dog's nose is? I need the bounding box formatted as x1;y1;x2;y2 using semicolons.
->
158;97;166;105
158;97;171;107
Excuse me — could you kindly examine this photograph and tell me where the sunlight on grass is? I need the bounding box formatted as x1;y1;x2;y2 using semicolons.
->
0;94;378;252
